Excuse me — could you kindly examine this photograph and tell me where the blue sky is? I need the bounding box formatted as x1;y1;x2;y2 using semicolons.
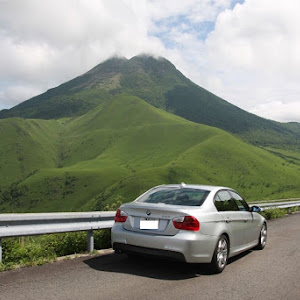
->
0;0;300;122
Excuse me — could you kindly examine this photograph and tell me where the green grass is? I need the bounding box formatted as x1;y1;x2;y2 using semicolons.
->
1;94;300;212
0;229;111;271
260;208;292;220
0;118;61;186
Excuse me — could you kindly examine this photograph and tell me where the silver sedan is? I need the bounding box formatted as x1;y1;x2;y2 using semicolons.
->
111;183;267;273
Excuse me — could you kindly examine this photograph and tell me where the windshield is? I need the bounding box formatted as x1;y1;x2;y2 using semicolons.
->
136;187;210;206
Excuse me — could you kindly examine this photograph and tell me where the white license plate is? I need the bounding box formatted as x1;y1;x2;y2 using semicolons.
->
140;219;159;230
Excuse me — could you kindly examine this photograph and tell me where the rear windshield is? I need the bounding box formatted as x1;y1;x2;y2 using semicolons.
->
136;187;210;206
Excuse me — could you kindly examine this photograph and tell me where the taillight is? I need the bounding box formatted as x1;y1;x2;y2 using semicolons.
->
115;209;128;223
173;216;199;231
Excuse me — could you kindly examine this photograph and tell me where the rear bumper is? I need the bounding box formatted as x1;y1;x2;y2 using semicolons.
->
113;243;185;262
111;223;218;263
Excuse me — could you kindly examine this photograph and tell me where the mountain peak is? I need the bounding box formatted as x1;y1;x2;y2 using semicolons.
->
86;55;128;75
129;53;164;61
0;54;190;119
129;54;177;70
98;55;128;64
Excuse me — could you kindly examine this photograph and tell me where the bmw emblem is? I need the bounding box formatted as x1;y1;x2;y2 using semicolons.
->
146;210;151;216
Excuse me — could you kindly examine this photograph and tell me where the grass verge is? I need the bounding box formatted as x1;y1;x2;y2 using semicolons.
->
0;229;111;272
260;206;299;220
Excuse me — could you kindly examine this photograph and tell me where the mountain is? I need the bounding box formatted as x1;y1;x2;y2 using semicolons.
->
0;56;189;119
1;95;300;213
1;55;300;212
1;55;300;148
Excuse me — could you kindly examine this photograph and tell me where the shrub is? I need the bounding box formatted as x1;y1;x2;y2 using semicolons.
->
0;229;111;271
288;206;299;213
260;208;287;220
42;229;111;257
1;237;56;270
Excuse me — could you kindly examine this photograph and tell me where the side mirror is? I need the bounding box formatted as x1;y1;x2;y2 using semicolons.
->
249;205;261;213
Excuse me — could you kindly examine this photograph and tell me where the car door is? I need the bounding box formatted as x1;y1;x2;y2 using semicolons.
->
230;191;260;244
214;190;245;251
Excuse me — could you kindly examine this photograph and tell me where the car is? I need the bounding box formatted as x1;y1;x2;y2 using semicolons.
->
111;183;267;273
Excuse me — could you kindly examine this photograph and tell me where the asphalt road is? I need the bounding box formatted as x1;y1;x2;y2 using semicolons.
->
0;213;299;300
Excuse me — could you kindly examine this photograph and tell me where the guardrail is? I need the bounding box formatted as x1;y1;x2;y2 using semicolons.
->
0;211;115;263
249;200;300;212
0;200;300;263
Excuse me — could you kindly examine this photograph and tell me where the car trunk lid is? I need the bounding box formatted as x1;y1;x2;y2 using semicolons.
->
121;202;200;236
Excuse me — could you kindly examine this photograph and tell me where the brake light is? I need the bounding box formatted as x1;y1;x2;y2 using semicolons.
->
115;209;128;223
173;216;200;231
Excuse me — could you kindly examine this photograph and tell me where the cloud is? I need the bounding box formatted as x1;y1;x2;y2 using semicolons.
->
201;0;300;121
0;84;43;109
252;100;300;123
206;0;300;75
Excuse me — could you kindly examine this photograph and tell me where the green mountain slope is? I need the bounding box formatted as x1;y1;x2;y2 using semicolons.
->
1;55;299;149
0;118;61;186
165;85;300;147
1;95;300;213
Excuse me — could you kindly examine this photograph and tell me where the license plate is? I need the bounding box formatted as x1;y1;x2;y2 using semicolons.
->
140;218;159;230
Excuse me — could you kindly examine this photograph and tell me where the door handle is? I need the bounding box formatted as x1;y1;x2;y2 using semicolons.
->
225;219;231;223
244;219;248;222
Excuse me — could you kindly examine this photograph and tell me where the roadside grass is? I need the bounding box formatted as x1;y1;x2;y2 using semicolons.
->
260;206;299;220
0;229;111;272
260;208;287;220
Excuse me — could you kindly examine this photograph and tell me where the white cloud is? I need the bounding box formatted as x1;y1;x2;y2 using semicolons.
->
206;0;300;75
251;100;300;123
200;0;300;121
0;84;43;109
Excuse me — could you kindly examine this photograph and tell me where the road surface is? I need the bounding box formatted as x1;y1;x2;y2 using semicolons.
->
0;213;299;300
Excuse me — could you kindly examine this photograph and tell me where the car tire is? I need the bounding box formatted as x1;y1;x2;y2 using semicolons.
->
210;235;229;274
255;223;267;250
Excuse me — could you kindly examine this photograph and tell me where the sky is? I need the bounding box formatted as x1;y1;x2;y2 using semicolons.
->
0;0;299;122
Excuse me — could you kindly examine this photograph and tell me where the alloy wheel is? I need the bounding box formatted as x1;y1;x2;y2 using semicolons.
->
260;223;267;247
216;237;228;269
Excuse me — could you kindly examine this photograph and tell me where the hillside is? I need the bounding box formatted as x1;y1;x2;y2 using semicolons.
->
0;118;61;186
1;95;300;213
1;55;300;148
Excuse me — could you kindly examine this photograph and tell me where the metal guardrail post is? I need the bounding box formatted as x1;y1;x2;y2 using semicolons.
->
87;230;94;253
0;238;2;263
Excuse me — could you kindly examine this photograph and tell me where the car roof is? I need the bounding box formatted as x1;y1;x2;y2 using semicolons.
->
154;183;232;192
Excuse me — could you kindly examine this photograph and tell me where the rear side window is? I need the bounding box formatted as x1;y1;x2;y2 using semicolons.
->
214;190;239;211
137;188;210;206
230;191;249;211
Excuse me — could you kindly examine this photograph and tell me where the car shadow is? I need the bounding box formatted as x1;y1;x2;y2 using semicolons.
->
84;250;253;280
227;249;253;265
